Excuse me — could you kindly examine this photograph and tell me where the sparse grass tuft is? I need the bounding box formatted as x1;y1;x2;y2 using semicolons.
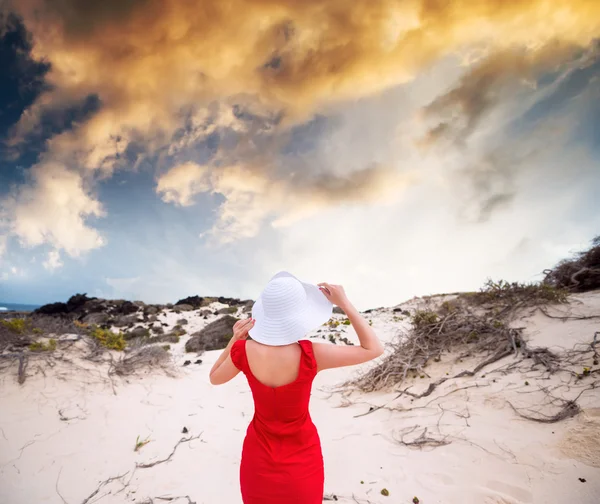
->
90;326;126;351
28;339;57;352
1;318;30;334
134;434;151;452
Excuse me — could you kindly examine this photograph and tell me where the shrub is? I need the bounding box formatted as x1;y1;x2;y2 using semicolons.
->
543;236;600;292
29;339;57;352
1;318;29;334
463;279;568;306
342;318;351;325
412;310;438;328
90;326;126;351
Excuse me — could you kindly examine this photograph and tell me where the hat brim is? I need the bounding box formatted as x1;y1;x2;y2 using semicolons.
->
248;271;332;346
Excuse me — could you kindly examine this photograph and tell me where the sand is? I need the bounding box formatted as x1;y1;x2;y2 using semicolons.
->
1;294;599;504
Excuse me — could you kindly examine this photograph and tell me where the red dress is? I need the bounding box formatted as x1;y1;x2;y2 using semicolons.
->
230;339;324;503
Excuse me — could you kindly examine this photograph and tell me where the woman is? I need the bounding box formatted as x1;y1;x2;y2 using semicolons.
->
209;271;384;504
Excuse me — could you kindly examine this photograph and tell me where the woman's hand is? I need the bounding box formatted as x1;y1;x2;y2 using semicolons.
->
317;282;351;310
232;317;254;342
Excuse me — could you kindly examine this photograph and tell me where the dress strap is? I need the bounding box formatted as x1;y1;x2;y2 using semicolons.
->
230;339;247;372
298;340;317;378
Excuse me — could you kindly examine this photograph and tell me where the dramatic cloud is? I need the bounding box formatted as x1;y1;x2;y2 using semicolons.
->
1;0;600;308
3;163;105;256
419;42;597;148
158;161;413;243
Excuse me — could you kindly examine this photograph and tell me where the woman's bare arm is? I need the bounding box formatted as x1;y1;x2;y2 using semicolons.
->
312;283;384;371
209;317;254;385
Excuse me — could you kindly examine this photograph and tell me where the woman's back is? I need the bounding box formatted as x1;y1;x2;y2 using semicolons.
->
244;339;302;388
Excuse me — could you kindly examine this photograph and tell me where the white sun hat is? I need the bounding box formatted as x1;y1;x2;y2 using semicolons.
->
248;271;333;346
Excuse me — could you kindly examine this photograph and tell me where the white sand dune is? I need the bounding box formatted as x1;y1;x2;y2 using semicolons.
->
1;294;600;504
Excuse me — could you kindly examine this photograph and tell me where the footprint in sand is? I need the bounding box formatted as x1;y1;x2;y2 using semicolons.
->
559;408;600;468
485;480;533;503
484;497;520;504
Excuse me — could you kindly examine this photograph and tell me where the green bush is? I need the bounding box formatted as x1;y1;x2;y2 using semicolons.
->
29;339;57;352
411;310;439;328
90;326;126;351
1;318;29;334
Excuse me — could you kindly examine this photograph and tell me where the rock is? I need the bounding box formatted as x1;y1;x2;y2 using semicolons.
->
166;303;173;308
144;306;159;315
185;315;238;352
176;318;188;325
175;296;205;309
333;306;345;314
84;299;110;313
183;360;191;366
81;312;110;325
133;301;146;308
151;333;180;343
172;325;186;336
151;325;164;334
216;306;238;315
182;427;188;434
66;293;96;312
125;326;150;340
242;300;254;313
147;314;158;323
199;309;213;317
173;304;193;312
116;301;138;315
114;314;140;327
194;359;202;365
35;302;68;315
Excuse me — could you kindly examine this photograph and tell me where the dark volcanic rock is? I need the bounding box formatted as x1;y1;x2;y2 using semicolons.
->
125;326;150;340
173;304;193;312
151;325;164;334
116;301;138;315
114;314;140;327
81;312;110;325
144;306;159;315
185;315;237;353
35;302;69;315
175;296;205;309
176;318;188;325
216;306;238;315
333;306;345;314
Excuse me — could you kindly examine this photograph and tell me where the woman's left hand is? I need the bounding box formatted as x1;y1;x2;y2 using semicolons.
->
232;317;254;342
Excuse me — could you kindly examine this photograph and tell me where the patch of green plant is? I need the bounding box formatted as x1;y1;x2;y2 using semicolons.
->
381;488;389;496
28;339;57;352
32;327;43;335
471;279;568;305
1;318;30;334
90;326;126;351
161;344;171;351
226;306;238;314
134;434;151;452
341;318;351;325
411;310;438;328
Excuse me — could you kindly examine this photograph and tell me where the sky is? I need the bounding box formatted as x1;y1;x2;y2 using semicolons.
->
0;0;599;310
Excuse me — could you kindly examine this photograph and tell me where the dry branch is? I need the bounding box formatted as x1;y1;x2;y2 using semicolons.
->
136;434;202;469
81;472;129;504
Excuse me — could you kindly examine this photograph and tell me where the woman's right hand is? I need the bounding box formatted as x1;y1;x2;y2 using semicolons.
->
317;282;350;309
